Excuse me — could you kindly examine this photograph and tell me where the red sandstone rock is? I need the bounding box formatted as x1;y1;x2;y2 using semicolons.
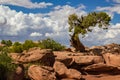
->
10;48;55;66
28;65;56;80
103;53;120;67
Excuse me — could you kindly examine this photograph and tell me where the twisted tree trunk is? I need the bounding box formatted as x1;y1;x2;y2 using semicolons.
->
70;33;85;52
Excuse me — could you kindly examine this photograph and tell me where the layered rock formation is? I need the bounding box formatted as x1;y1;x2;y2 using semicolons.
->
9;43;120;80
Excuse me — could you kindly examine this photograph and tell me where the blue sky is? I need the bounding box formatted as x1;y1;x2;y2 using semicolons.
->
5;0;112;13
2;0;120;23
0;0;120;46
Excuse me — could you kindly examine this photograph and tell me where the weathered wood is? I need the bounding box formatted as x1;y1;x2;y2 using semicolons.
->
70;33;85;52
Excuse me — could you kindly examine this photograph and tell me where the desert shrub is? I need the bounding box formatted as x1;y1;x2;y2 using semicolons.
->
1;40;6;44
10;41;38;53
10;42;23;53
22;40;38;51
0;46;4;51
38;38;65;51
11;45;23;53
1;40;12;47
6;40;12;47
0;46;11;53
0;51;18;80
13;42;22;46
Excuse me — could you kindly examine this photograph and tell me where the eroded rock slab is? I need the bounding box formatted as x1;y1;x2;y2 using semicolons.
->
103;53;120;67
10;48;55;66
28;65;56;80
73;56;104;65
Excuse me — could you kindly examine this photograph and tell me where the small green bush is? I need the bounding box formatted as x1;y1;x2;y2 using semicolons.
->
1;40;12;47
7;39;66;53
11;45;23;53
1;40;6;44
10;42;23;53
0;51;18;80
0;46;4;51
38;38;65;51
22;40;38;50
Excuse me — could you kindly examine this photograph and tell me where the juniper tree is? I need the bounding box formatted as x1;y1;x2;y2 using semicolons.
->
68;12;111;52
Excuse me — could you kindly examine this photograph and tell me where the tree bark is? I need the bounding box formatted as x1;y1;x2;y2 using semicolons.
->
70;33;85;52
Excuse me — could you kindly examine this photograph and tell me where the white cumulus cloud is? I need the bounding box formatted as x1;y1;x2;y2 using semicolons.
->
0;0;53;8
0;5;86;44
1;4;120;47
113;0;120;3
30;32;42;37
81;23;120;47
0;16;7;25
96;0;120;18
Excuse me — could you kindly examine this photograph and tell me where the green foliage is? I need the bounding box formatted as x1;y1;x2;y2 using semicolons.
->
11;42;23;53
0;51;18;80
0;39;66;79
22;40;38;50
4;39;66;53
1;40;6;44
68;12;111;51
6;40;12;46
12;45;23;53
0;52;11;63
0;46;4;51
0;46;11;53
0;53;17;73
38;38;65;51
1;40;12;46
13;42;22;46
68;12;111;36
10;40;38;53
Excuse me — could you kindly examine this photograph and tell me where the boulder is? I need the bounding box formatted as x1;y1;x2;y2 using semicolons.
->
73;56;104;65
53;61;67;77
82;63;120;74
89;46;105;55
88;43;120;54
10;48;55;66
53;61;82;79
54;51;74;67
65;69;81;79
103;53;120;67
104;43;120;53
64;47;75;52
28;65;56;80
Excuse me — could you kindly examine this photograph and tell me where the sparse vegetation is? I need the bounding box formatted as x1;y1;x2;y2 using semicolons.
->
11;42;23;53
0;38;65;79
0;51;18;80
22;40;38;51
1;40;12;46
38;38;65;51
0;38;65;53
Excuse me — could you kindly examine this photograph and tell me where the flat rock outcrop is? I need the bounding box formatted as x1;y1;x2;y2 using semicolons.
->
10;48;55;66
82;63;120;74
8;43;120;80
103;53;120;67
73;56;104;65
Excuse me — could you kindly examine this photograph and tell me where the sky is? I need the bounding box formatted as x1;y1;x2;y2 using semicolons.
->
0;0;120;47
